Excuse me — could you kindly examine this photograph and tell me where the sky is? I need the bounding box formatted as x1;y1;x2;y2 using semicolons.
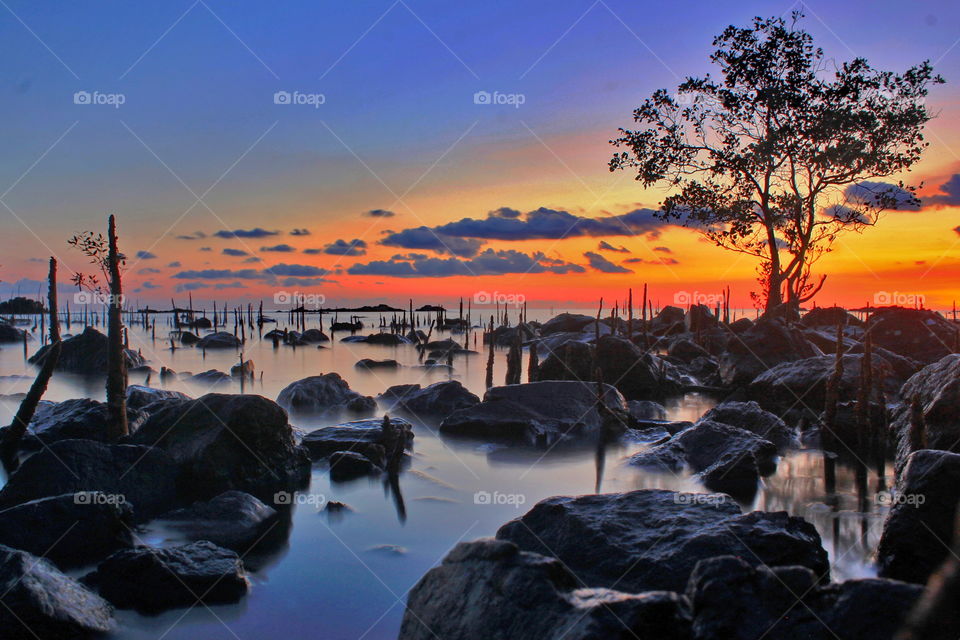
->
1;0;959;311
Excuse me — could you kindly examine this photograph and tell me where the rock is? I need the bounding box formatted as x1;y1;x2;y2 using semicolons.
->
818;576;924;640
28;326;145;375
188;369;231;385
668;338;710;363
230;359;255;377
440;381;629;445
535;341;595;382
0;544;114;638
877;450;960;585
0;322;26;343
719;318;819;387
729;317;753;333
355;358;400;369
330;321;362;332
196;331;241;349
801;306;863;328
276;373;376;418
131;394;311;502
300;328;329;343
179;331;199;345
0;440;179;521
868;307;957;364
686;304;718;332
155;491;278;552
0;493;133;568
484;323;537;347
342;333;411;345
627;400;667;421
399;538;691;640
891;354;960;473
540;313;597;335
700;400;797;449
329;450;382;481
187;317;212;329
0;398;148;451
300;417;413;464
84;541;247;613
378;381;480;420
650;305;687;335
125;385;191;412
496;489;828;593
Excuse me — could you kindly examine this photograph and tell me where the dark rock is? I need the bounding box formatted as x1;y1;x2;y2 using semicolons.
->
719;318;820;387
230;359;255;377
0;544;114;638
868;307;957;364
196;331;241;349
85;541;247;613
891;354;960;473
484;323;537;346
729;317;753;333
0;493;133;568
342;333;411;345
627;400;667;421
329;450;382;481
535;340;595;382
28;326;145;374
686;304;718;332
440;381;628;445
155;491;278;552
700;400;797;449
801;306;863;328
668;338;710;363
877;450;960;585
355;358;400;369
399;538;691;640
0;439;179;521
188;369;231;385
300;328;329;343
0;322;26;343
650;306;686;335
301;417;413;463
378;381;480;420
179;331;199;345
0;398;148;451
125;385;191;412
276;373;376;418
496;489;828;593
131;394;311;502
540;313;597;335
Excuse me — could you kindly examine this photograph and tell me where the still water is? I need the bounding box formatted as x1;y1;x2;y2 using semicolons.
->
0;309;890;639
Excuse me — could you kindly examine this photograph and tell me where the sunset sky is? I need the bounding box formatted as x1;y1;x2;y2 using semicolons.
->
1;0;959;310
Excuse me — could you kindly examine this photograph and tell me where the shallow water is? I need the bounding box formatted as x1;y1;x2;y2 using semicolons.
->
0;309;893;639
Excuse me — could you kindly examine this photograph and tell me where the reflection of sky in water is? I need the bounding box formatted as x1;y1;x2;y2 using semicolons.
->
0;311;891;638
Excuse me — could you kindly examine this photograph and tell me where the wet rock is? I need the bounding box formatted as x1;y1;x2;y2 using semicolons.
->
355;358;400;369
668;338;710;363
877;450;960;585
155;490;278;552
0;493;133;568
627;400;667;421
891;354;960;473
341;333;411;345
0;439;179;521
329;450;382;480
179;331;199;345
801;306;863;328
125;385;191;412
300;417;413;463
300;328;329;343
131;393;311;502
535;341;595;382
484;323;537;347
540;313;597;335
188;369;231;385
496;489;828;593
230;359;255;377
868;307;957;364
28;326;145;374
719;318;820;387
0;322;26;343
85;540;247;613
196;331;241;349
440;381;629;445
0;544;114;638
399;538;691;640
378;381;480;420
650;306;687;335
700;400;797;449
276;373;376;418
686;304;718;332
0;398;148;451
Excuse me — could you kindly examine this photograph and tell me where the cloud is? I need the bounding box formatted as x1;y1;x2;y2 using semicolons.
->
624;256;680;265
844;181;919;211
280;277;335;287
924;174;960;207
380;227;484;257
323;239;368;256
133;281;160;293
175;281;247;293
364;209;396;218
261;244;296;253
222;248;249;257
137;267;161;275
290;228;311;236
954;225;960;236
136;251;157;260
172;269;263;280
199;247;212;252
243;256;262;263
26;257;46;263
267;263;329;277
302;248;322;255
175;231;206;240
598;240;629;253
213;228;279;239
167;261;181;268
348;249;584;278
653;246;672;254
584;251;633;274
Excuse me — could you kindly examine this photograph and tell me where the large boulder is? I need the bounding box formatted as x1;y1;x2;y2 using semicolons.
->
125;385;191;412
196;331;241;349
341;333;411;345
868;307;957;364
0;493;133;569
649;306;686;336
719;318;819;387
496;489;828;593
535;341;595;383
131;394;311;502
0;398;148;452
891;354;960;473
801;306;863;328
540;313;597;335
0;321;26;343
378;381;480;420
84;541;247;613
0;544;114;638
299;328;329;343
28;326;144;374
0;439;179;520
700;400;797;449
399;538;690;640
877;450;960;585
154;491;278;552
276;373;376;418
300;417;413;464
440;381;629;446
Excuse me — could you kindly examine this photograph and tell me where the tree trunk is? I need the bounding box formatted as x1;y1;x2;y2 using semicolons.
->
1;258;61;472
106;214;128;439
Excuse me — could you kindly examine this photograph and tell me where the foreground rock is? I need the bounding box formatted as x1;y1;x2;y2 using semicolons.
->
196;331;241;349
276;373;376;418
868;307;957;364
496;490;828;593
28;326;144;375
440;381;629;445
155;491;278;552
301;417;414;466
877;449;960;585
341;333;411;345
399;538;690;640
0;439;179;520
131;394;311;501
700;400;797;449
0;398;148;452
719;318;819;387
891;354;960;473
378;381;480;420
84;541;247;613
0;544;114;638
125;385;191;412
